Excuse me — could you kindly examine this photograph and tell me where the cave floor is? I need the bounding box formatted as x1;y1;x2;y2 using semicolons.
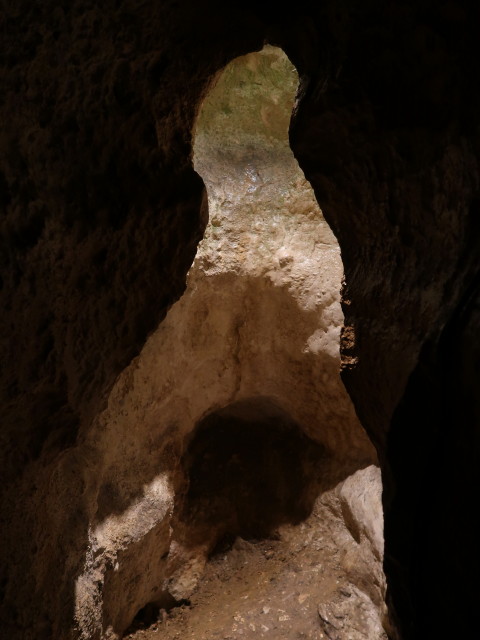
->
124;489;386;640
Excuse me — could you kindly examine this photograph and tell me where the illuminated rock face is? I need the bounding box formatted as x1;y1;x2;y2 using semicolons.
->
69;47;385;639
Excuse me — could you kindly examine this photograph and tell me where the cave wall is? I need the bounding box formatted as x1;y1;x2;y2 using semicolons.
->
1;1;479;639
285;4;480;635
0;4;263;637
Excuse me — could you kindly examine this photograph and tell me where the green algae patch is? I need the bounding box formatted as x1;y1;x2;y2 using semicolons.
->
194;46;298;159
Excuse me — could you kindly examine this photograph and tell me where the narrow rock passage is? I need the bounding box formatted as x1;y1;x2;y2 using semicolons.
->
73;46;388;639
122;48;388;639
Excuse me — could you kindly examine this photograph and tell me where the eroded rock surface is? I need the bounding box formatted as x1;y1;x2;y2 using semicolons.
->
71;46;386;639
125;466;387;640
1;3;479;640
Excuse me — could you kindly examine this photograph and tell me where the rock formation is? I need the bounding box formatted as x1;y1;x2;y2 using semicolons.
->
1;2;479;639
71;46;386;639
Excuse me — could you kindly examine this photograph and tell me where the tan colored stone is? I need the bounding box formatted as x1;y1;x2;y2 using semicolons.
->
73;47;385;639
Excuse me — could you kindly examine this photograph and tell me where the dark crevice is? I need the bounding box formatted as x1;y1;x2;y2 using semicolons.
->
125;597;191;635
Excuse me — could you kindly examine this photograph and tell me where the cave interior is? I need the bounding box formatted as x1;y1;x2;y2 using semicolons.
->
1;1;480;639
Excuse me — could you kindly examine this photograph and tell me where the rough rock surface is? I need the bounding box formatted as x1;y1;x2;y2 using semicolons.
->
125;466;387;640
1;2;479;640
70;46;385;639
